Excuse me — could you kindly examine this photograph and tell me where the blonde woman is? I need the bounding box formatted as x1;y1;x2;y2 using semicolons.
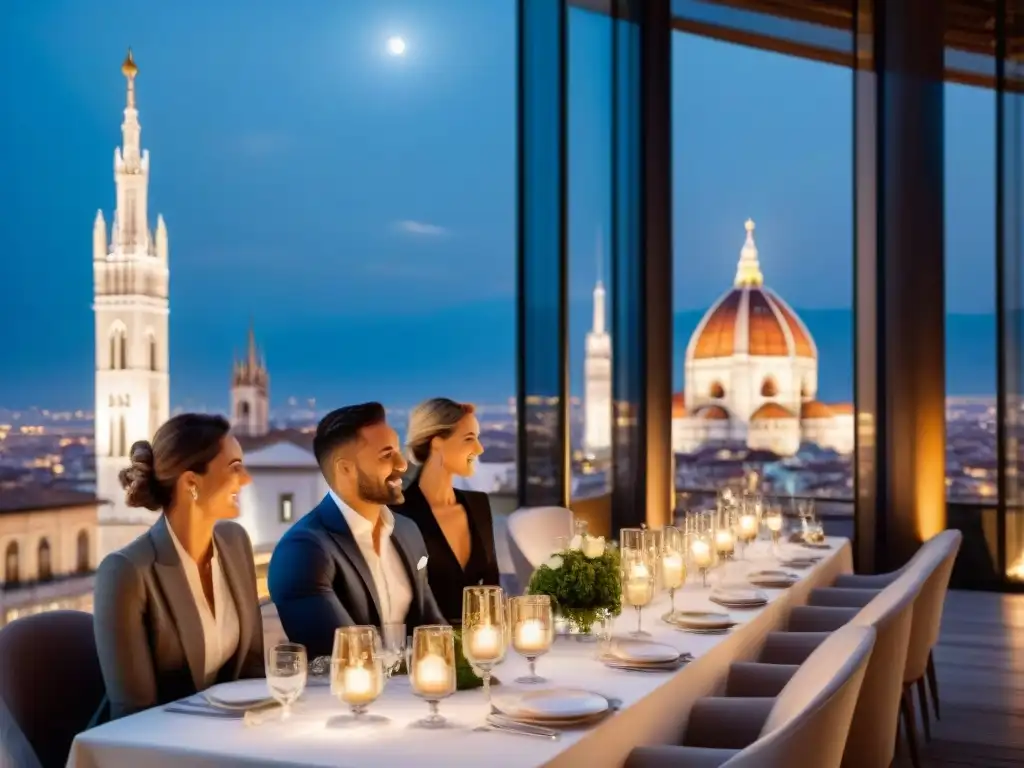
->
390;398;499;625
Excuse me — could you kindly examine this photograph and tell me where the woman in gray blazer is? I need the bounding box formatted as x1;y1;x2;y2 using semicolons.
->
91;413;265;723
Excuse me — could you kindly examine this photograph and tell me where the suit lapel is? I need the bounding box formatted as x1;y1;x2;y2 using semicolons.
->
390;522;421;619
317;497;383;625
213;524;254;679
150;516;206;692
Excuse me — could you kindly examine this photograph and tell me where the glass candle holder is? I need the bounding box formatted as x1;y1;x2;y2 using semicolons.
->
462;585;508;708
764;507;784;553
509;595;553;684
735;509;759;558
407;625;458;729
690;534;714;587
661;526;686;621
620;528;655;637
714;527;735;560
331;626;384;722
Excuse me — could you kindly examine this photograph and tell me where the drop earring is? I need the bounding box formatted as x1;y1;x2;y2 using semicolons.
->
189;486;198;502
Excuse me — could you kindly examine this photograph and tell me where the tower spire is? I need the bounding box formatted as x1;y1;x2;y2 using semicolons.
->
120;47;141;170
734;218;764;287
592;228;606;334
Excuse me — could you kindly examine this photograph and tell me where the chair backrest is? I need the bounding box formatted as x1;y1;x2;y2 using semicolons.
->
722;625;876;768
506;506;574;591
902;529;962;682
839;562;927;767
0;611;105;768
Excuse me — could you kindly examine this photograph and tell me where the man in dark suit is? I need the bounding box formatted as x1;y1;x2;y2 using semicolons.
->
268;402;446;657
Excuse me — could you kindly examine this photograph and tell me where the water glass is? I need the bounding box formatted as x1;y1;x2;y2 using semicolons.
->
380;623;406;678
267;642;307;719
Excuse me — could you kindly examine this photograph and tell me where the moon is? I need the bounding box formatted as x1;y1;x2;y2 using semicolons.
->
387;36;406;56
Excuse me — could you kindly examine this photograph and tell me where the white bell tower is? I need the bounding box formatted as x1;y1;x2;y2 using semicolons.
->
583;231;612;457
93;48;170;557
231;324;270;438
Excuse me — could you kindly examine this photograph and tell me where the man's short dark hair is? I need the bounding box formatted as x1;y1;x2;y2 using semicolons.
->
313;402;387;470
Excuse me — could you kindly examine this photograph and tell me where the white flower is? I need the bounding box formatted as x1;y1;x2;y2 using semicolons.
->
544;554;564;571
568;534;583;551
582;535;606;558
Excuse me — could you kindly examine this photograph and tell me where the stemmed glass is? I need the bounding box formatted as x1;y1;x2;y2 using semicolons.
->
407;625;458;729
735;504;759;559
267;642;307;720
380;623;407;679
764;505;784;555
690;533;714;587
330;626;385;724
661;527;686;621
509;595;554;684
620;528;655;637
462;586;508;708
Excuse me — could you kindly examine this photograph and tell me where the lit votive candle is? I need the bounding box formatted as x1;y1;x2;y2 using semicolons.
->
625;578;652;606
691;539;712;568
469;624;502;661
515;619;548;653
629;562;650;580
342;665;377;705
413;653;452;697
766;515;783;533
738;514;758;538
715;529;735;554
662;553;685;589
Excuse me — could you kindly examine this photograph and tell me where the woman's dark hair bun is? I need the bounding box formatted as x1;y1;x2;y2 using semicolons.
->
118;440;166;511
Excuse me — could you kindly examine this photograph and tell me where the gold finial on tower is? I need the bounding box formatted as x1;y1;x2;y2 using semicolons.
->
121;47;138;78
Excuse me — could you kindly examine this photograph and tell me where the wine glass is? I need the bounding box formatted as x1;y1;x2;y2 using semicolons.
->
509;595;554;684
764;505;784;554
380;623;406;679
661;527;686;621
267;642;307;720
620;528;655;637
462;585;507;708
330;626;385;724
407;625;459;729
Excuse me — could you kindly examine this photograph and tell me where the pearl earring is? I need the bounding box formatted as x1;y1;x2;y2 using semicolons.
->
189;486;198;502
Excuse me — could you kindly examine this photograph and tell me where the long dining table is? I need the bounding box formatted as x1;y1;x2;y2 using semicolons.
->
68;537;853;768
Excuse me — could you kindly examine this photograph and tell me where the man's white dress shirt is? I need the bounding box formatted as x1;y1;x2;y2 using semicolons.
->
330;490;413;625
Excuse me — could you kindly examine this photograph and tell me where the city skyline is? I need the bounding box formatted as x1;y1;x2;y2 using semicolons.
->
0;0;998;410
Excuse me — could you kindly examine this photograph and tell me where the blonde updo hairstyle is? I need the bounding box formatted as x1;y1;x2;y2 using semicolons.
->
118;413;231;511
406;398;475;465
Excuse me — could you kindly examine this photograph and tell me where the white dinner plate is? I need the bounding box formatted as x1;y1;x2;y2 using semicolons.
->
711;588;766;603
673;611;735;629
203;679;273;708
609;640;680;664
495;688;609;720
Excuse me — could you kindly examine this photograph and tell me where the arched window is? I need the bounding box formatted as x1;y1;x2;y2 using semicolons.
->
37;539;52;582
709;381;726;399
118;415;127;458
238;401;251;419
760;376;779;398
149;334;158;371
109;324;128;370
76;530;90;573
4;541;19;585
108;416;116;457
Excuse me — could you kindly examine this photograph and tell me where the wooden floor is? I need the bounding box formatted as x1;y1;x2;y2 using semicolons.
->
900;590;1024;767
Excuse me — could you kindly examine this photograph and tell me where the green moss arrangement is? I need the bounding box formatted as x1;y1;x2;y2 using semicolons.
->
527;545;622;634
394;629;498;690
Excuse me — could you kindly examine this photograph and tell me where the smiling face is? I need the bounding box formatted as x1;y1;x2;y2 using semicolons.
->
180;435;251;520
337;421;408;505
433;413;484;478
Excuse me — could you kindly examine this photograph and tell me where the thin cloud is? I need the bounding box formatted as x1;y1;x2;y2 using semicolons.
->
394;220;448;237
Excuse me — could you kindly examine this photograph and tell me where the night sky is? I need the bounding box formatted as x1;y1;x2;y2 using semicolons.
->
0;1;995;411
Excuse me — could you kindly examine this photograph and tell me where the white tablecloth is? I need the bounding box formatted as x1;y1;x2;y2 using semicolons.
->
68;538;852;768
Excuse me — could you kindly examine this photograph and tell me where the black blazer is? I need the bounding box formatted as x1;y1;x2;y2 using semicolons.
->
268;494;446;658
91;516;265;723
391;479;501;624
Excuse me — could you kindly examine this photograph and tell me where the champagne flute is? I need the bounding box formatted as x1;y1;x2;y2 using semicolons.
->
462;586;507;709
621;528;655;637
267;642;307;720
661;527;686;621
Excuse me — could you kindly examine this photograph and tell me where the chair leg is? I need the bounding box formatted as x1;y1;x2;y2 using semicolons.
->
900;684;922;768
926;650;940;721
915;677;932;741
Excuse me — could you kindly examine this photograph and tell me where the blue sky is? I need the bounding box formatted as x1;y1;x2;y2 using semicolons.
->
0;0;996;410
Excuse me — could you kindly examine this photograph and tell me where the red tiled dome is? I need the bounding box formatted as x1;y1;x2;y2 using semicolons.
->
672;392;686;418
696;405;730;421
800;401;833;419
751;402;796;421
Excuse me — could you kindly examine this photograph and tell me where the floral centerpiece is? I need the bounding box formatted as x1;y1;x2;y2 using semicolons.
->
526;533;622;635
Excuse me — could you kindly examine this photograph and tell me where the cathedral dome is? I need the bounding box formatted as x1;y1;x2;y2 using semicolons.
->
696;405;729;420
800;400;833;419
672;392;686;418
687;220;816;361
751;402;795;421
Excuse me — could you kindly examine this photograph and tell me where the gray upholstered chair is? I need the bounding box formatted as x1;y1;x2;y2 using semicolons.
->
807;529;962;756
0;611;105;768
625;624;876;768
745;559;925;768
506;506;574;592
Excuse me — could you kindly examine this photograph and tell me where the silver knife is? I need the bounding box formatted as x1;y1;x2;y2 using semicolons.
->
164;704;241;719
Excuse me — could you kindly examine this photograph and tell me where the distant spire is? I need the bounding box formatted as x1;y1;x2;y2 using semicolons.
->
247;318;258;369
592;229;606;335
121;47;138;108
734;218;764;287
119;47;142;170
